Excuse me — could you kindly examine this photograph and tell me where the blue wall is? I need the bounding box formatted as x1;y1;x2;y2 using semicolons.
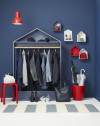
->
94;0;100;101
0;0;95;97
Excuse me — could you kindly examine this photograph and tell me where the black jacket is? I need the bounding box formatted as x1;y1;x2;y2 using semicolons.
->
52;52;59;84
36;51;43;85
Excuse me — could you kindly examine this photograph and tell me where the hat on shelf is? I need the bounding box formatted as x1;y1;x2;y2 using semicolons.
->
38;38;50;42
45;38;50;42
27;37;36;42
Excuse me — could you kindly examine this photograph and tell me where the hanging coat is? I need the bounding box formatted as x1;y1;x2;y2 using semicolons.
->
46;50;52;82
30;52;38;81
16;50;23;91
36;51;43;85
22;50;28;86
27;51;30;84
41;51;47;89
52;52;59;84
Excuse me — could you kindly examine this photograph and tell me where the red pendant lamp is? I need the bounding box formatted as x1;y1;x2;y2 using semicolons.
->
12;12;23;25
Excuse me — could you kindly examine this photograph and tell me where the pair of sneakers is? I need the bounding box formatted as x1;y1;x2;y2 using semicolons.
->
30;91;38;102
40;94;50;102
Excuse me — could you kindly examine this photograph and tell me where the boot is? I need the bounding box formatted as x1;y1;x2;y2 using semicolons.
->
35;91;38;102
30;91;35;102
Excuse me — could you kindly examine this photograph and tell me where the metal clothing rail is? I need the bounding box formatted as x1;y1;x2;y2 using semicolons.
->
14;47;60;49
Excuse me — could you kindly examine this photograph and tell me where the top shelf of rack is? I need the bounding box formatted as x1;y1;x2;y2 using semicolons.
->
13;28;61;44
14;41;61;48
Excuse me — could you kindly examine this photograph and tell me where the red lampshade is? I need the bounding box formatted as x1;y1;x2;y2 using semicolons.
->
12;12;23;25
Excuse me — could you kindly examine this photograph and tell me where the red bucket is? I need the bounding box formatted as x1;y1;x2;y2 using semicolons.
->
72;85;85;101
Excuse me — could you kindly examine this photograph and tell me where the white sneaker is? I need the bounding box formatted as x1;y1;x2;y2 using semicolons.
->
45;94;50;102
40;96;46;102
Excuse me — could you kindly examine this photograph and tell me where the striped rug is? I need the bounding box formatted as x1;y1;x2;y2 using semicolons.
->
0;104;99;113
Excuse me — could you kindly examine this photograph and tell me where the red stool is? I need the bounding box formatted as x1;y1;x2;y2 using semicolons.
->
1;82;18;105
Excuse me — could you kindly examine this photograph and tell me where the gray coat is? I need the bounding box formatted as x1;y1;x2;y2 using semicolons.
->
30;52;38;81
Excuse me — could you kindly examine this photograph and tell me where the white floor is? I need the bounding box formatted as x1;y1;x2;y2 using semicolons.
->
0;98;100;126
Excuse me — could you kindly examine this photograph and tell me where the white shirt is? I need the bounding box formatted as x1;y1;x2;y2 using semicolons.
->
22;50;28;86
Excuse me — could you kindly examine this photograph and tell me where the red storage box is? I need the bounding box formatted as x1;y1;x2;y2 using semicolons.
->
70;45;79;56
72;85;85;101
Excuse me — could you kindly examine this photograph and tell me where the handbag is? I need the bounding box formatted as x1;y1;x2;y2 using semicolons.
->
55;84;70;102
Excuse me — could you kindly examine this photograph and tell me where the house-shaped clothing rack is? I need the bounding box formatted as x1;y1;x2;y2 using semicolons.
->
13;28;62;89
